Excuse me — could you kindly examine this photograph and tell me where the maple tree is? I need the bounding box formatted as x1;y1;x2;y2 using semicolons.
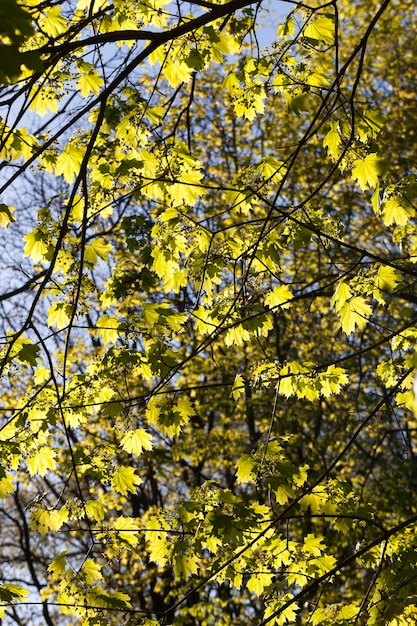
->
0;0;417;624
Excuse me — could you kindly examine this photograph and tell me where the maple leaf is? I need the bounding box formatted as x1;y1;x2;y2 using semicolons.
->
55;144;85;183
120;429;153;456
111;466;142;495
351;153;387;190
28;448;56;477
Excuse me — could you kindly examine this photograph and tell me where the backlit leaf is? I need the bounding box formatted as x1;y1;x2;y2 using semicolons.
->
0;204;15;227
28;447;56;477
55;144;85;183
120;428;153;456
113;516;140;546
40;7;67;37
111;466;142;495
81;560;103;584
304;14;335;45
247;572;274;595
96;315;119;344
265;285;293;309
0;475;14;498
376;265;402;291
236;454;257;484
351;153;387;190
339;296;372;335
381;196;414;226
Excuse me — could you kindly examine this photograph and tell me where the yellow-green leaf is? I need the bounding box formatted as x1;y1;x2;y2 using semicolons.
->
231;374;245;400
55;144;85;183
247;572;274;596
23;229;49;261
76;69;104;97
0;204;15;227
31;508;66;535
47;302;71;330
111;466;142;495
304;14;335;45
339;296;372;335
0;475;14;498
331;281;351;312
84;237;113;265
302;533;325;557
120;428;153;456
236;454;257;484
40;6;67;37
30;87;60;117
81;559;103;584
265;285;293;309
381;196;414;226
28;447;56;477
113;516;140;546
376;265;402;291
163;59;194;87
48;552;67;581
323;121;341;158
173;552;199;579
96;315;119;344
351;153;387;190
86;500;106;522
319;365;349;397
224;324;251;347
145;516;172;566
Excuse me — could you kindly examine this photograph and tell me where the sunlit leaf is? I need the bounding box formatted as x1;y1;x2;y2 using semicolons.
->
55;144;85;183
111;466;142;495
28;447;56;477
304;14;335;45
120;428;153;456
351;153;387;190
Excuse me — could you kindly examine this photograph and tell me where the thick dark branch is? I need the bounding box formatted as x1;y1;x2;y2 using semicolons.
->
40;0;261;58
0;0;261;199
0;271;47;303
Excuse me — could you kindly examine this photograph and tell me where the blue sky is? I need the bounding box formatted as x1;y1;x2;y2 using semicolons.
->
256;1;291;47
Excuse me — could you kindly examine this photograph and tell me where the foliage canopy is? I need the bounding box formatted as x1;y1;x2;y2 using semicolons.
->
1;0;417;624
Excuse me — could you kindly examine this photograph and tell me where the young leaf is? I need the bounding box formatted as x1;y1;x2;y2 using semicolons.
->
264;285;293;309
247;572;274;596
236;454;257;484
111;466;142;495
39;6;67;37
48;552;68;581
351;153;387;190
17;342;40;366
113;516;140;546
323;121;341;158
0;475;14;498
376;265;402;291
231;374;245;400
96;315;119;344
381;196;414;226
85;500;106;522
27;448;56;477
0;204;15;227
339;296;372;335
304;14;335;45
120;428;153;456
47;302;71;330
55;144;85;183
76;69;104;97
80;559;103;584
173;552;199;579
